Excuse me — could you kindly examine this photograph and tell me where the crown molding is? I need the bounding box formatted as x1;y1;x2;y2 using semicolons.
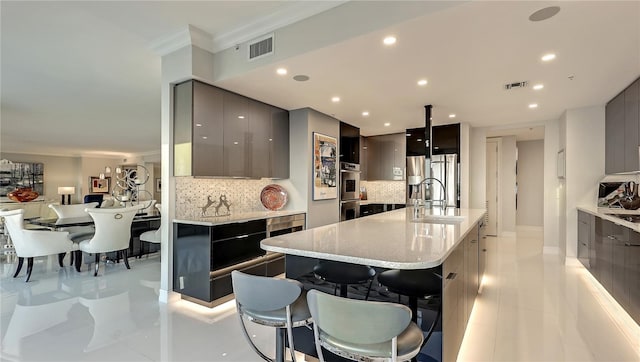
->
211;1;347;53
148;26;191;56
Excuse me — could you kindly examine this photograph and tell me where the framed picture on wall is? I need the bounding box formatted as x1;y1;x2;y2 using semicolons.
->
312;132;338;200
156;178;161;192
89;176;110;193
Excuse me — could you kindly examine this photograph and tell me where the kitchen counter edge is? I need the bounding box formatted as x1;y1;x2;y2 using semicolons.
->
173;210;306;226
577;206;640;232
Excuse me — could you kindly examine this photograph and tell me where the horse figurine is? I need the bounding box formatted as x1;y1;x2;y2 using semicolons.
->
215;194;232;216
200;195;217;216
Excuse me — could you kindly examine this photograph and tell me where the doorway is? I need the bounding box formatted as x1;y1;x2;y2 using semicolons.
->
486;140;498;235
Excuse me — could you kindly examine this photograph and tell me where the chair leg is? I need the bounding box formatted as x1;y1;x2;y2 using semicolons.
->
94;253;100;277
70;251;74;266
275;328;286;362
25;257;34;282
122;249;130;269
74;250;82;272
58;253;65;267
13;257;24;278
364;279;373;301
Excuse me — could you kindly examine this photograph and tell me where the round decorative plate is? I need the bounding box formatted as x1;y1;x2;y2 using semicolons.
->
260;184;288;211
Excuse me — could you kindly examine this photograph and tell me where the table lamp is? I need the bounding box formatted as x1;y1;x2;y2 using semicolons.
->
58;186;75;205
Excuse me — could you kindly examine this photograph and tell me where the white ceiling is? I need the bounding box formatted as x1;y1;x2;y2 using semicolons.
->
1;1;639;157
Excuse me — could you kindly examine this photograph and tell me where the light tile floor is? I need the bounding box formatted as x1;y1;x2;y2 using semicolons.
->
458;227;640;361
1;227;640;361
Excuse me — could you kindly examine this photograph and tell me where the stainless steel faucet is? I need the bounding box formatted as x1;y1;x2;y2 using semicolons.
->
411;177;448;217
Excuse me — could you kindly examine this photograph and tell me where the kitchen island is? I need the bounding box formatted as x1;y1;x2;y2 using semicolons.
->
261;207;485;362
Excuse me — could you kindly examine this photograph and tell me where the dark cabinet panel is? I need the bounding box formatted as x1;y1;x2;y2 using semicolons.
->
270;106;290;179
627;231;640;324
432;124;460;158
339;122;360;164
360;136;368;180
625;80;640;172
577;211;591;268
173;80;289;178
248;101;271;178
365;133;405;180
406;127;427;157
193;81;225;177
606;77;640;174
223;92;249;177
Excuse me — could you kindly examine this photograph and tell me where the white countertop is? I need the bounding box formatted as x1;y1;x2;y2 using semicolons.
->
173;210;306;226
261;207;486;269
577;205;640;232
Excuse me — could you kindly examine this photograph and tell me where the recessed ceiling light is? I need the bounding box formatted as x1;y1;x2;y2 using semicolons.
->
383;36;396;45
331;96;340;103
384;122;391;127
195;123;202;127
276;68;287;75
529;6;561;22
541;53;556;62
449;114;456;118
233;141;239;145
533;84;544;90
529;103;538;109
238;115;245;119
202;136;208;139
362;111;369;116
417;79;428;86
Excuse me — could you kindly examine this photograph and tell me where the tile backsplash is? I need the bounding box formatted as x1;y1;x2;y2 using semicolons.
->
175;178;280;219
360;181;406;204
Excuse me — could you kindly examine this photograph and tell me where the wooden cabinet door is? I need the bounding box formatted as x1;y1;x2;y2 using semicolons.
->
223;91;249;177
270;106;290;179
625;80;640;172
192;81;225;177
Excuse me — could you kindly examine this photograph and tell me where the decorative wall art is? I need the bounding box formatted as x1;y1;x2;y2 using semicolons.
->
89;176;111;194
313;132;337;200
0;160;44;197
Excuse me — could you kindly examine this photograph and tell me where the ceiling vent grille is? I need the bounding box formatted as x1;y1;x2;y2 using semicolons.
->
248;33;274;61
504;81;529;90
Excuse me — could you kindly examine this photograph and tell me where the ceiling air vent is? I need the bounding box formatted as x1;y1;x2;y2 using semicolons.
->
248;33;274;61
504;81;529;90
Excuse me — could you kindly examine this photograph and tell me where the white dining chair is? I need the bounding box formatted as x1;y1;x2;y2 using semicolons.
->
73;205;139;276
0;209;76;282
48;202;99;218
139;203;161;244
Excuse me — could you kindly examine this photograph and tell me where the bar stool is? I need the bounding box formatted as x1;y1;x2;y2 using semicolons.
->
231;270;312;362
377;269;442;349
313;260;376;299
307;289;424;362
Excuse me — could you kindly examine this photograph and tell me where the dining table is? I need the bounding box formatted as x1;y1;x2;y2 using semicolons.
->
29;212;161;259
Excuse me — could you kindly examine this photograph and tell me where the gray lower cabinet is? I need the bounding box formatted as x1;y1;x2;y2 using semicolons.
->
443;224;479;362
605;77;640;174
582;212;640;325
577;210;592;268
173;79;290;178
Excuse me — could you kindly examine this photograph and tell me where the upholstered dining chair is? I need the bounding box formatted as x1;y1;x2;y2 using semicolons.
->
231;270;312;362
0;209;76;282
73;206;139;276
49;202;99;219
306;289;424;362
139;203;161;245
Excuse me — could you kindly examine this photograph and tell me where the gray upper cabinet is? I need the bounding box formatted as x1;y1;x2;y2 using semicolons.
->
625;80;640;172
606;77;640;174
173;79;290;178
365;133;405;181
270;106;290;179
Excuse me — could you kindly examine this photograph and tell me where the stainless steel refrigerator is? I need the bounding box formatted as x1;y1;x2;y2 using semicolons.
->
406;154;459;208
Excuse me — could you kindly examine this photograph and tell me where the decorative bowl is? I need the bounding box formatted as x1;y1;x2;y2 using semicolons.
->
260;184;288;211
7;187;39;202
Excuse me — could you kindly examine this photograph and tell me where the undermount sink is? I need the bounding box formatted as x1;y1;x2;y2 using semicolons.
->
411;214;465;224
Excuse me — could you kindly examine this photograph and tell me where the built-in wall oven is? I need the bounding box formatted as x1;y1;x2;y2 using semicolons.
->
340;162;360;221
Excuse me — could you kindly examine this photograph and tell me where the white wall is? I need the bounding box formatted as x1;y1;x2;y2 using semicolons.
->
469;127;486;209
460;123;470;209
516;140;544;226
564;106;606;258
543;119;561;252
289;108;340;229
500;136;517;234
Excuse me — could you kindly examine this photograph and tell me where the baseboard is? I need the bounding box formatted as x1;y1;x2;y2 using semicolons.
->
500;231;516;237
158;289;181;304
565;257;582;267
543;246;560;255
